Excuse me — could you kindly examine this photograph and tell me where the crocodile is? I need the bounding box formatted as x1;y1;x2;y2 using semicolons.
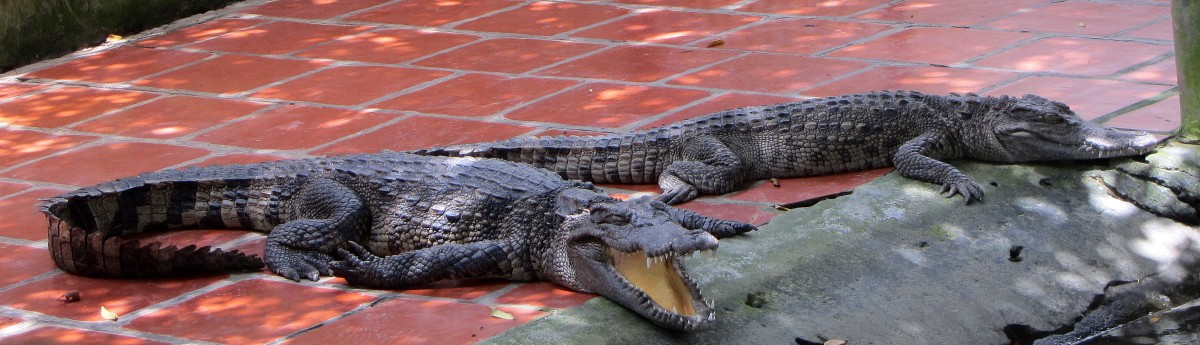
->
42;152;756;331
416;91;1162;205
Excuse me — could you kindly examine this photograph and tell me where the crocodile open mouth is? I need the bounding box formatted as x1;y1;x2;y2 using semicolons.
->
609;248;704;318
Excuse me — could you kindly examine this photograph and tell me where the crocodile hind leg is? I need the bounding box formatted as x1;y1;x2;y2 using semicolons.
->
657;137;746;205
265;177;367;281
330;241;517;289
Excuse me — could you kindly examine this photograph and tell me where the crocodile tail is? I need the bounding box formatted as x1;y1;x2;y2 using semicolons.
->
412;133;667;184
41;174;266;277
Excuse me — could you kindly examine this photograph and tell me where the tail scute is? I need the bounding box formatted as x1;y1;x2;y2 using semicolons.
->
46;207;264;278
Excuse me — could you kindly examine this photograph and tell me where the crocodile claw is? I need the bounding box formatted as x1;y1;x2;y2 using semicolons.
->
706;220;757;238
940;177;984;205
657;187;699;205
265;247;334;282
330;242;381;285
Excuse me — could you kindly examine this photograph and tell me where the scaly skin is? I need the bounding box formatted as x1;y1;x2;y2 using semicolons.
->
416;91;1162;205
42;152;754;331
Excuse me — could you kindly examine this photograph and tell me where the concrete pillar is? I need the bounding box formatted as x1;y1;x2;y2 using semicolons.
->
1175;0;1200;141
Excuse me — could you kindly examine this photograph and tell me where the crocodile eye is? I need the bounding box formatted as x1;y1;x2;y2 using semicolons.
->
598;213;630;225
1041;115;1065;124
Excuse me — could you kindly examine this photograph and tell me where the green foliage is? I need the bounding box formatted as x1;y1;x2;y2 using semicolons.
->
0;0;240;72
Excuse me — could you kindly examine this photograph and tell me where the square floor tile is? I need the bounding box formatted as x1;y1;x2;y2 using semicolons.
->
0;87;158;128
1122;58;1177;85
125;279;375;344
612;0;741;8
188;153;291;167
987;76;1172;120
0;273;226;322
186;21;372;55
25;47;211;84
413;38;604;74
1124;19;1174;41
802;66;1020;97
296;29;480;64
283;297;544;344
194;105;393;150
0;316;21;331
536;45;736;82
985;1;1168;36
347;0;521;27
72;96;268;139
0;242;58;286
737;0;892;16
251;66;452;106
0;188;70;240
974;38;1173;77
455;2;629;36
670;55;869;94
505;83;710;128
494;282;595;309
0;128;97;167
240;0;390;19
4;142;211;186
728;168;892;204
0;326;166;344
574;10;761;45
315;116;536;154
827;27;1033;65
1104;96;1180;132
856;0;1045;26
0;181;30;196
133;54;331;94
675;201;778;226
388;279;511;300
638;92;804;129
371;74;578;117
0;82;46;99
135;19;264;48
705;18;890;55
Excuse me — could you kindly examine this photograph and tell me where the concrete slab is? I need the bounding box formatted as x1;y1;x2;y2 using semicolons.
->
485;158;1200;344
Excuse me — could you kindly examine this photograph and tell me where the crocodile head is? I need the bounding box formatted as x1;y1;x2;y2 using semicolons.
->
549;190;718;331
961;94;1162;162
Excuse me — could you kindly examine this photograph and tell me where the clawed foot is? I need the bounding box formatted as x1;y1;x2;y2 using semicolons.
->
264;242;335;282
657;186;699;205
705;220;757;238
330;242;385;287
940;176;984;205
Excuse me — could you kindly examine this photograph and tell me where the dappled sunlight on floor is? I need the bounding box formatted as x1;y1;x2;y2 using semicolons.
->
0;0;1182;342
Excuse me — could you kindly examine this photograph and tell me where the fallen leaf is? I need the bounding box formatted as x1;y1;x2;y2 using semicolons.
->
770;178;781;187
773;204;790;211
105;34;124;43
824;340;846;345
100;306;119;321
489;307;514;320
706;40;725;48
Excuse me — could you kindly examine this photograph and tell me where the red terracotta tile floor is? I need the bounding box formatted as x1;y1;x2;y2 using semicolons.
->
0;0;1179;343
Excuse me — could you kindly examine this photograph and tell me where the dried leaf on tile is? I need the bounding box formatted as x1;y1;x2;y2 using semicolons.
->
100;306;119;321
489;307;515;320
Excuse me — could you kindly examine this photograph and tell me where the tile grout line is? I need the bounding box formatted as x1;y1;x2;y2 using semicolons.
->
0;305;223;344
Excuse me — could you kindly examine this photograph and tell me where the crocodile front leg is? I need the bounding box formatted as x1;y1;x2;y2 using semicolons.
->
657;136;746;205
893;132;983;204
265;177;367;281
664;205;756;238
331;241;519;289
